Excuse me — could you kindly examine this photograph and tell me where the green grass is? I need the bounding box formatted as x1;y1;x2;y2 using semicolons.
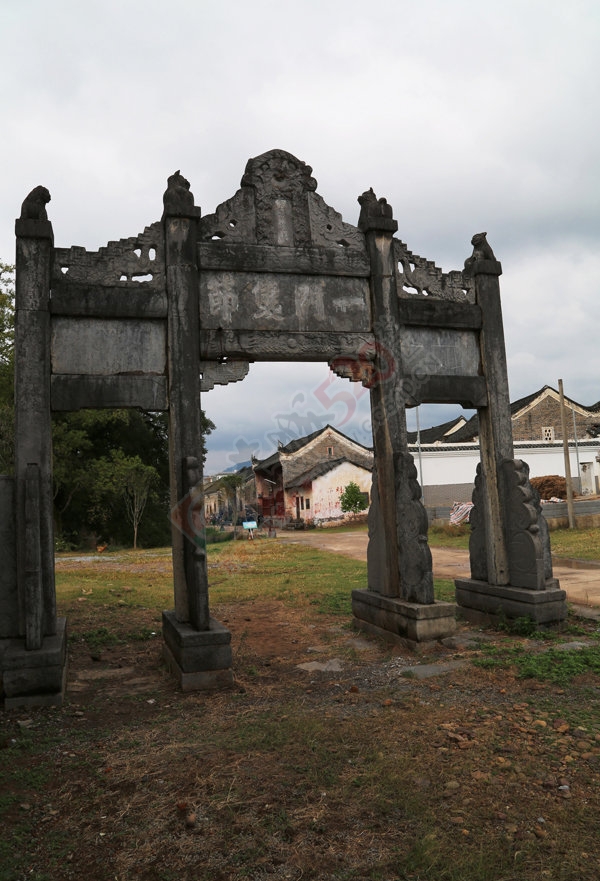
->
474;641;600;685
56;542;456;619
428;524;470;549
546;526;600;560
428;522;600;562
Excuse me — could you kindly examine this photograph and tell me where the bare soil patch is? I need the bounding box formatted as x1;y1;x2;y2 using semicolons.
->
2;548;600;881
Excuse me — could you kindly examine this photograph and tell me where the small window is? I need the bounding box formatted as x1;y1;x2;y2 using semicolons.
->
327;446;333;457
300;497;305;510
305;498;310;510
542;426;555;442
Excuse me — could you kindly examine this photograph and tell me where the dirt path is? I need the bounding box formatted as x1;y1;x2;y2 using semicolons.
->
276;529;600;607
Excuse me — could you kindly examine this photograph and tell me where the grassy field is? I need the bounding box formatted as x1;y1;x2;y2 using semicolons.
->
428;522;600;561
2;539;600;880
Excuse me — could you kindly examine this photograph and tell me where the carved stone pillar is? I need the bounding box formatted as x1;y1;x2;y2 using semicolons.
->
465;240;512;587
358;189;433;604
162;172;208;629
455;234;567;626
14;198;56;645
2;188;68;708
351;191;455;643
161;172;232;689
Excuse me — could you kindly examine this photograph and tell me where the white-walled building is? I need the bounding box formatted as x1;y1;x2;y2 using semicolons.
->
409;386;600;505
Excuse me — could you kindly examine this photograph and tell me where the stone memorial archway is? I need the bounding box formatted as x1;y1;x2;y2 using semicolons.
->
0;150;566;707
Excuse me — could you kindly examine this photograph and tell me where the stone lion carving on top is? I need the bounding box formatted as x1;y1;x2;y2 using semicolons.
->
163;170;195;216
20;186;51;221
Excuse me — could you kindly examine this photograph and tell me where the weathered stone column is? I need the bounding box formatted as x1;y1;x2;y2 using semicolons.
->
358;190;433;604
455;234;566;626
2;187;67;708
465;237;512;586
351;191;454;643
161;172;232;690
162;172;209;630
14;194;56;646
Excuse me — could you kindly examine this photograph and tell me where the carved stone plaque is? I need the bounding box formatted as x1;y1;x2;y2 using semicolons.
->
51;317;166;375
200;271;370;333
400;327;481;377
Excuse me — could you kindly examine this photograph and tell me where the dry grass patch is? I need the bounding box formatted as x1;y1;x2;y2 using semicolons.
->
1;543;600;880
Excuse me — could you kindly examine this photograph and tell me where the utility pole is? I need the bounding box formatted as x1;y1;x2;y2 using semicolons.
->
559;379;576;529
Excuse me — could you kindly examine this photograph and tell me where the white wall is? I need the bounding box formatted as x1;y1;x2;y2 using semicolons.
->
412;440;600;494
310;462;372;522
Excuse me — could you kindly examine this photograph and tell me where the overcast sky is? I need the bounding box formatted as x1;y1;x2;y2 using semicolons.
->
2;0;599;474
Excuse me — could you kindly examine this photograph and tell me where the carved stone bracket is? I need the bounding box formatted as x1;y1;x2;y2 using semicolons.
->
501;459;552;590
329;354;375;388
397;452;434;604
200;360;250;391
469;462;488;582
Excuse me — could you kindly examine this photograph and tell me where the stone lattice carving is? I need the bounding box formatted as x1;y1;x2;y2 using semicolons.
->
307;192;365;249
53;222;165;288
397;453;434;603
199;187;256;244
394;239;475;303
468;462;488;582
200;149;365;251
501;459;549;590
20;186;51;221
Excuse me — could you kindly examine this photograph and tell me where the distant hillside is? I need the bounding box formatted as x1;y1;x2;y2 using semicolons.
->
223;460;251;473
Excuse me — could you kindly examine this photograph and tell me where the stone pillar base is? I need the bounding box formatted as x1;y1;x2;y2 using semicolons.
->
455;578;567;626
1;617;67;708
351;589;456;644
162;610;234;691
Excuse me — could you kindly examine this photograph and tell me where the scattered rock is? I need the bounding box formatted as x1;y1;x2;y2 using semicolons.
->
398;660;467;680
297;659;344;673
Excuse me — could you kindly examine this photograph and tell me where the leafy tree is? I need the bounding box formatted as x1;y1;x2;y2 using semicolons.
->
0;261;14;366
340;481;369;516
0;258;216;548
114;452;158;550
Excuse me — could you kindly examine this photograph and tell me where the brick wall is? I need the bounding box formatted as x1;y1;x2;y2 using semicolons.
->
422;483;474;506
512;396;598;442
281;430;373;485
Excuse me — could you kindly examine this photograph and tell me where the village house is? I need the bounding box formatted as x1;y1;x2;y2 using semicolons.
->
203;466;257;525
252;425;373;525
204;387;599;524
407;386;600;505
